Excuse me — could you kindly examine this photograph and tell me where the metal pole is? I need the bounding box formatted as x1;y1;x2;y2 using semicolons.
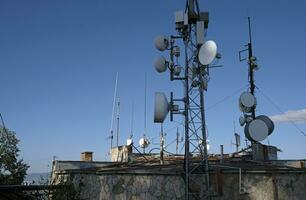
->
199;86;210;196
176;128;179;154
184;39;190;200
220;145;224;163
160;124;164;165
116;98;120;147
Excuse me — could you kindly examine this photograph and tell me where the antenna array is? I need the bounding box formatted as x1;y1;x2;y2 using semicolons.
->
153;1;220;199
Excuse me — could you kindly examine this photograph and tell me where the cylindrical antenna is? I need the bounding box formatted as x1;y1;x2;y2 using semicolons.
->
144;73;147;137
143;73;147;154
176;128;179;154
130;102;134;139
109;72;118;149
248;17;252;44
116;97;120;147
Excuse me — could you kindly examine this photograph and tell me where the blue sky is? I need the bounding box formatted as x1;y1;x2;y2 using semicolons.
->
0;0;305;173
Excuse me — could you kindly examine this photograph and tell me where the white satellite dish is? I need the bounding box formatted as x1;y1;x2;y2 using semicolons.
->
154;56;168;73
198;139;210;151
239;116;246;126
239;92;256;113
154;35;169;51
139;137;150;148
127;138;133;146
256;115;274;135
154;92;169;123
244;119;269;142
198;40;217;65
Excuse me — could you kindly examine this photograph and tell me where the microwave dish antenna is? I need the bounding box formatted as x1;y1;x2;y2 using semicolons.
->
154;92;169;123
198;40;217;65
139;137;150;149
154;35;170;51
239;92;257;113
154;56;168;73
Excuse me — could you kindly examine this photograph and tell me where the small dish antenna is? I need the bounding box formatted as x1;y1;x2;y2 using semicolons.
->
198;40;217;65
154;56;168;73
198;139;210;151
154;92;169;123
127;138;133;146
139;137;150;148
239;92;256;113
154;35;170;51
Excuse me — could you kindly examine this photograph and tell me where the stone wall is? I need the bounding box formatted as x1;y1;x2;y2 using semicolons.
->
52;171;306;200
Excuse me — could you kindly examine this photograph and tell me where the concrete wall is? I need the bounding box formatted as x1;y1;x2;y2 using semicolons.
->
52;171;306;200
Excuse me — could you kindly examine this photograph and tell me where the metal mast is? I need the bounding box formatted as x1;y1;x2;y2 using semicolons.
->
109;73;118;149
153;0;219;198
181;1;211;199
116;97;120;147
238;17;257;158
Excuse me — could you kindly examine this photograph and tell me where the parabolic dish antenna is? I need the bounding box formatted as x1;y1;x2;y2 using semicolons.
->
154;56;167;73
244;119;269;142
256;115;274;135
239;92;256;113
154;35;169;51
198;40;217;65
154;92;169;123
139;137;150;148
127;138;133;146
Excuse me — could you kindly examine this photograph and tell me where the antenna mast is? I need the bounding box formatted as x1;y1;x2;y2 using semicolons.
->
109;73;118;149
143;74;147;153
247;17;256;119
130;102;134;139
116;97;120;147
153;0;221;198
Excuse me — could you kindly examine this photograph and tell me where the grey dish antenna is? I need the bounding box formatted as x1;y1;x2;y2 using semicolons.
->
239;92;256;113
154;35;170;51
154;56;168;73
154;92;169;123
198;40;217;65
244;115;274;142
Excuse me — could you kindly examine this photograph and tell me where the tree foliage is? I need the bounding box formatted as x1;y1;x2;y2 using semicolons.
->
0;126;29;185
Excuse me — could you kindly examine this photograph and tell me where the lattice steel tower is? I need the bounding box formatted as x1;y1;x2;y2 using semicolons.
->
153;0;220;199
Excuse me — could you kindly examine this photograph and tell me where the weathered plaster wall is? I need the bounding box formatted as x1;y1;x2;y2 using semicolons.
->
53;172;306;200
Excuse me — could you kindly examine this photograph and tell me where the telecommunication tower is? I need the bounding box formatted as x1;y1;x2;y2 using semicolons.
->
153;0;220;199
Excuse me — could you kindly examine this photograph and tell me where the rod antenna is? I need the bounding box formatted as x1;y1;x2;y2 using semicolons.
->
109;72;118;149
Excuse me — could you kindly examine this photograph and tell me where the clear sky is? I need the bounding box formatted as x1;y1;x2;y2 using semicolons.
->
0;0;306;173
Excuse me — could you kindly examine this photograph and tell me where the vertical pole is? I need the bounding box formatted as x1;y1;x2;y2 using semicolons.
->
184;39;190;200
220;145;224;163
110;72;118;149
235;133;239;153
176;128;179;154
199;81;210;196
144;73;147;154
160;124;164;164
247;17;258;160
116;98;120;147
247;17;255;119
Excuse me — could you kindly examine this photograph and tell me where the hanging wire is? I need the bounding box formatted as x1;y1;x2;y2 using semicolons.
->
256;86;306;137
205;85;249;111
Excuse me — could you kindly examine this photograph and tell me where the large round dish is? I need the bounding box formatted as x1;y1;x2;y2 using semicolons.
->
256;115;274;135
198;40;217;65
244;119;269;142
